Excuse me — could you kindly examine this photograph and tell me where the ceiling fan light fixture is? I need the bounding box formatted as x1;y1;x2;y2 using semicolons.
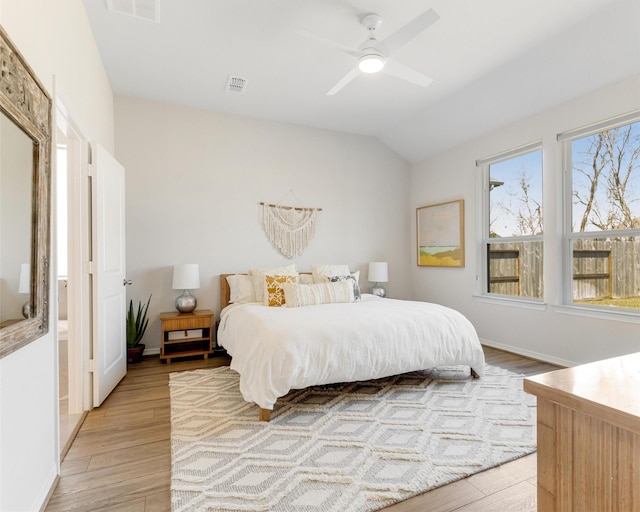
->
358;53;385;74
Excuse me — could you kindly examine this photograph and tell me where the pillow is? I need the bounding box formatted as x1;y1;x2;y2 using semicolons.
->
282;280;354;308
329;272;361;301
311;264;350;284
248;264;297;276
225;274;256;304
249;264;298;302
299;273;314;285
264;274;298;307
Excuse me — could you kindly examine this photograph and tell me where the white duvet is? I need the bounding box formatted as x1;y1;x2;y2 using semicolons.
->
218;294;485;410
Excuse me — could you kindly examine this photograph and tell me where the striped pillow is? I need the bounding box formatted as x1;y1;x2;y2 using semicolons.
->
282;280;354;308
329;273;361;301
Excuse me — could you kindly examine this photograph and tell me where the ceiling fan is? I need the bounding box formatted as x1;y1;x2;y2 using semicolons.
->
299;9;440;96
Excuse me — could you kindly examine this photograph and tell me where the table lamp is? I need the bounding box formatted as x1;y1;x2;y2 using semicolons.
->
172;263;200;313
368;262;388;297
18;263;30;318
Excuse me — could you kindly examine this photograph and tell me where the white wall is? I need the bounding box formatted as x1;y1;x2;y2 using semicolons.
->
0;1;114;510
411;75;640;367
115;95;412;352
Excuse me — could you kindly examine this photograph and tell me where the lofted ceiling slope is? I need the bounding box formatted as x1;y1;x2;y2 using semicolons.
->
83;0;640;163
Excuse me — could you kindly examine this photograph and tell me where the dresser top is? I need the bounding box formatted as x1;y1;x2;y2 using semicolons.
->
524;352;640;433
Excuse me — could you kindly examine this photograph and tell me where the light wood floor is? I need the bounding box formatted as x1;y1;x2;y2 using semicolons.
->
45;346;558;512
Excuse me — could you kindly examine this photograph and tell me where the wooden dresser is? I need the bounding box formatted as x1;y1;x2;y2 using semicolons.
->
524;352;640;511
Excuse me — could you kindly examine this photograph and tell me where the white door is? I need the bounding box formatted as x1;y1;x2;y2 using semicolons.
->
92;143;127;407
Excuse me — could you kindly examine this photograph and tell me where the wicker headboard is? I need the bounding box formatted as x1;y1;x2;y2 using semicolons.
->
220;272;313;309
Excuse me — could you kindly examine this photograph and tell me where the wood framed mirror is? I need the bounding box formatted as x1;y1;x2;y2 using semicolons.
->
0;26;52;358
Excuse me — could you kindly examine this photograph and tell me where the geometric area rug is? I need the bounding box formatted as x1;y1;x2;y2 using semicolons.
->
169;365;536;512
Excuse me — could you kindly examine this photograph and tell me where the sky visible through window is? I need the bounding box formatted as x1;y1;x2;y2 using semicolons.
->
489;150;543;238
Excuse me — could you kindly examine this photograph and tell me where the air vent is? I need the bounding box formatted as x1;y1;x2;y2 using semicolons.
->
225;76;248;94
106;0;160;23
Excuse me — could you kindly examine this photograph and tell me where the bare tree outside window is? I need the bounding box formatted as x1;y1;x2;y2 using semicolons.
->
570;120;640;310
481;118;640;310
489;152;543;238
486;149;543;299
572;123;640;232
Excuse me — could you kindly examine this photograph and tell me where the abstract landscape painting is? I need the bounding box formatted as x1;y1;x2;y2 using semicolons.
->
417;200;465;267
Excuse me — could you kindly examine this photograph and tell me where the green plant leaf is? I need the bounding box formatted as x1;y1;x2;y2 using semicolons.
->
126;294;151;347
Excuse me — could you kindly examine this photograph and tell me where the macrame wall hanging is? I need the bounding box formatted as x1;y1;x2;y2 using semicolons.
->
260;191;322;259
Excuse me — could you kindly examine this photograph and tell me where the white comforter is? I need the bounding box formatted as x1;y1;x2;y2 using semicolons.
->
218;294;485;410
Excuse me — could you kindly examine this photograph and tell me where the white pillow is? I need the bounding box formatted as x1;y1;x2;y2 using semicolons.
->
299;273;314;285
311;264;350;284
225;274;256;304
249;264;298;302
329;271;361;301
283;280;354;308
248;264;297;276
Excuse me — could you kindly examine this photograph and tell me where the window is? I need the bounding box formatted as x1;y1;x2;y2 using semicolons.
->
477;143;543;300
561;114;640;312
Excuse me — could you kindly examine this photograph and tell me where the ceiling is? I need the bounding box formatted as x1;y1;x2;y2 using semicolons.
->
83;0;640;163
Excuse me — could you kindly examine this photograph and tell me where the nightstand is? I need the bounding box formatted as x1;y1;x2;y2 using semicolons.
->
159;309;213;363
0;319;22;328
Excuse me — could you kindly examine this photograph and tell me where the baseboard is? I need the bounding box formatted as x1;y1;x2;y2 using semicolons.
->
60;411;88;461
480;338;576;368
38;469;59;512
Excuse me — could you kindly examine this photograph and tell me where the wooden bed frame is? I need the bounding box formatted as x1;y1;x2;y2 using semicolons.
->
219;273;234;311
219;273;313;422
219;273;480;422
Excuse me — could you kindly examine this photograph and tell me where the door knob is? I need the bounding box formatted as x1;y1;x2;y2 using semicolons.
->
123;279;132;286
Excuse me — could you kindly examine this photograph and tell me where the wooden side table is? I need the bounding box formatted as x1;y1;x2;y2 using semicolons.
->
159;309;213;364
0;319;22;328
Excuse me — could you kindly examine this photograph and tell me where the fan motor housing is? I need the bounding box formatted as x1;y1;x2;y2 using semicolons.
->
361;13;382;31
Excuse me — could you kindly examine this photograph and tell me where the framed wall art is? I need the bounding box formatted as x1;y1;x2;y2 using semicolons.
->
416;199;465;267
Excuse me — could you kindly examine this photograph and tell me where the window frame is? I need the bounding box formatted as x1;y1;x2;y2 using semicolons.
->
476;141;544;303
559;111;640;316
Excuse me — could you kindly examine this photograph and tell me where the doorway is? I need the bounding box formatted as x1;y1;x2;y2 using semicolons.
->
56;105;91;457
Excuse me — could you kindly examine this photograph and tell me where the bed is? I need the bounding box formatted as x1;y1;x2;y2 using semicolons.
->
217;272;485;421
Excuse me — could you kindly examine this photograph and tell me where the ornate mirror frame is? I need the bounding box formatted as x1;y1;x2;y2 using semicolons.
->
0;26;52;359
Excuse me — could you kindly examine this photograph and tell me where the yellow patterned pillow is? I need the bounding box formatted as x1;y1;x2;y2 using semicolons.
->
264;274;298;307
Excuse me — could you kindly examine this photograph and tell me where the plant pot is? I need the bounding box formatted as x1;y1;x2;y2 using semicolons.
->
127;343;145;364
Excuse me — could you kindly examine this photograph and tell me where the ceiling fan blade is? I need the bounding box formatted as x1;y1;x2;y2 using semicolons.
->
326;67;361;96
376;9;440;55
383;59;433;88
297;29;361;58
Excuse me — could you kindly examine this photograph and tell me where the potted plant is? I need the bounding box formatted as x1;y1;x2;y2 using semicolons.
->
127;295;151;364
